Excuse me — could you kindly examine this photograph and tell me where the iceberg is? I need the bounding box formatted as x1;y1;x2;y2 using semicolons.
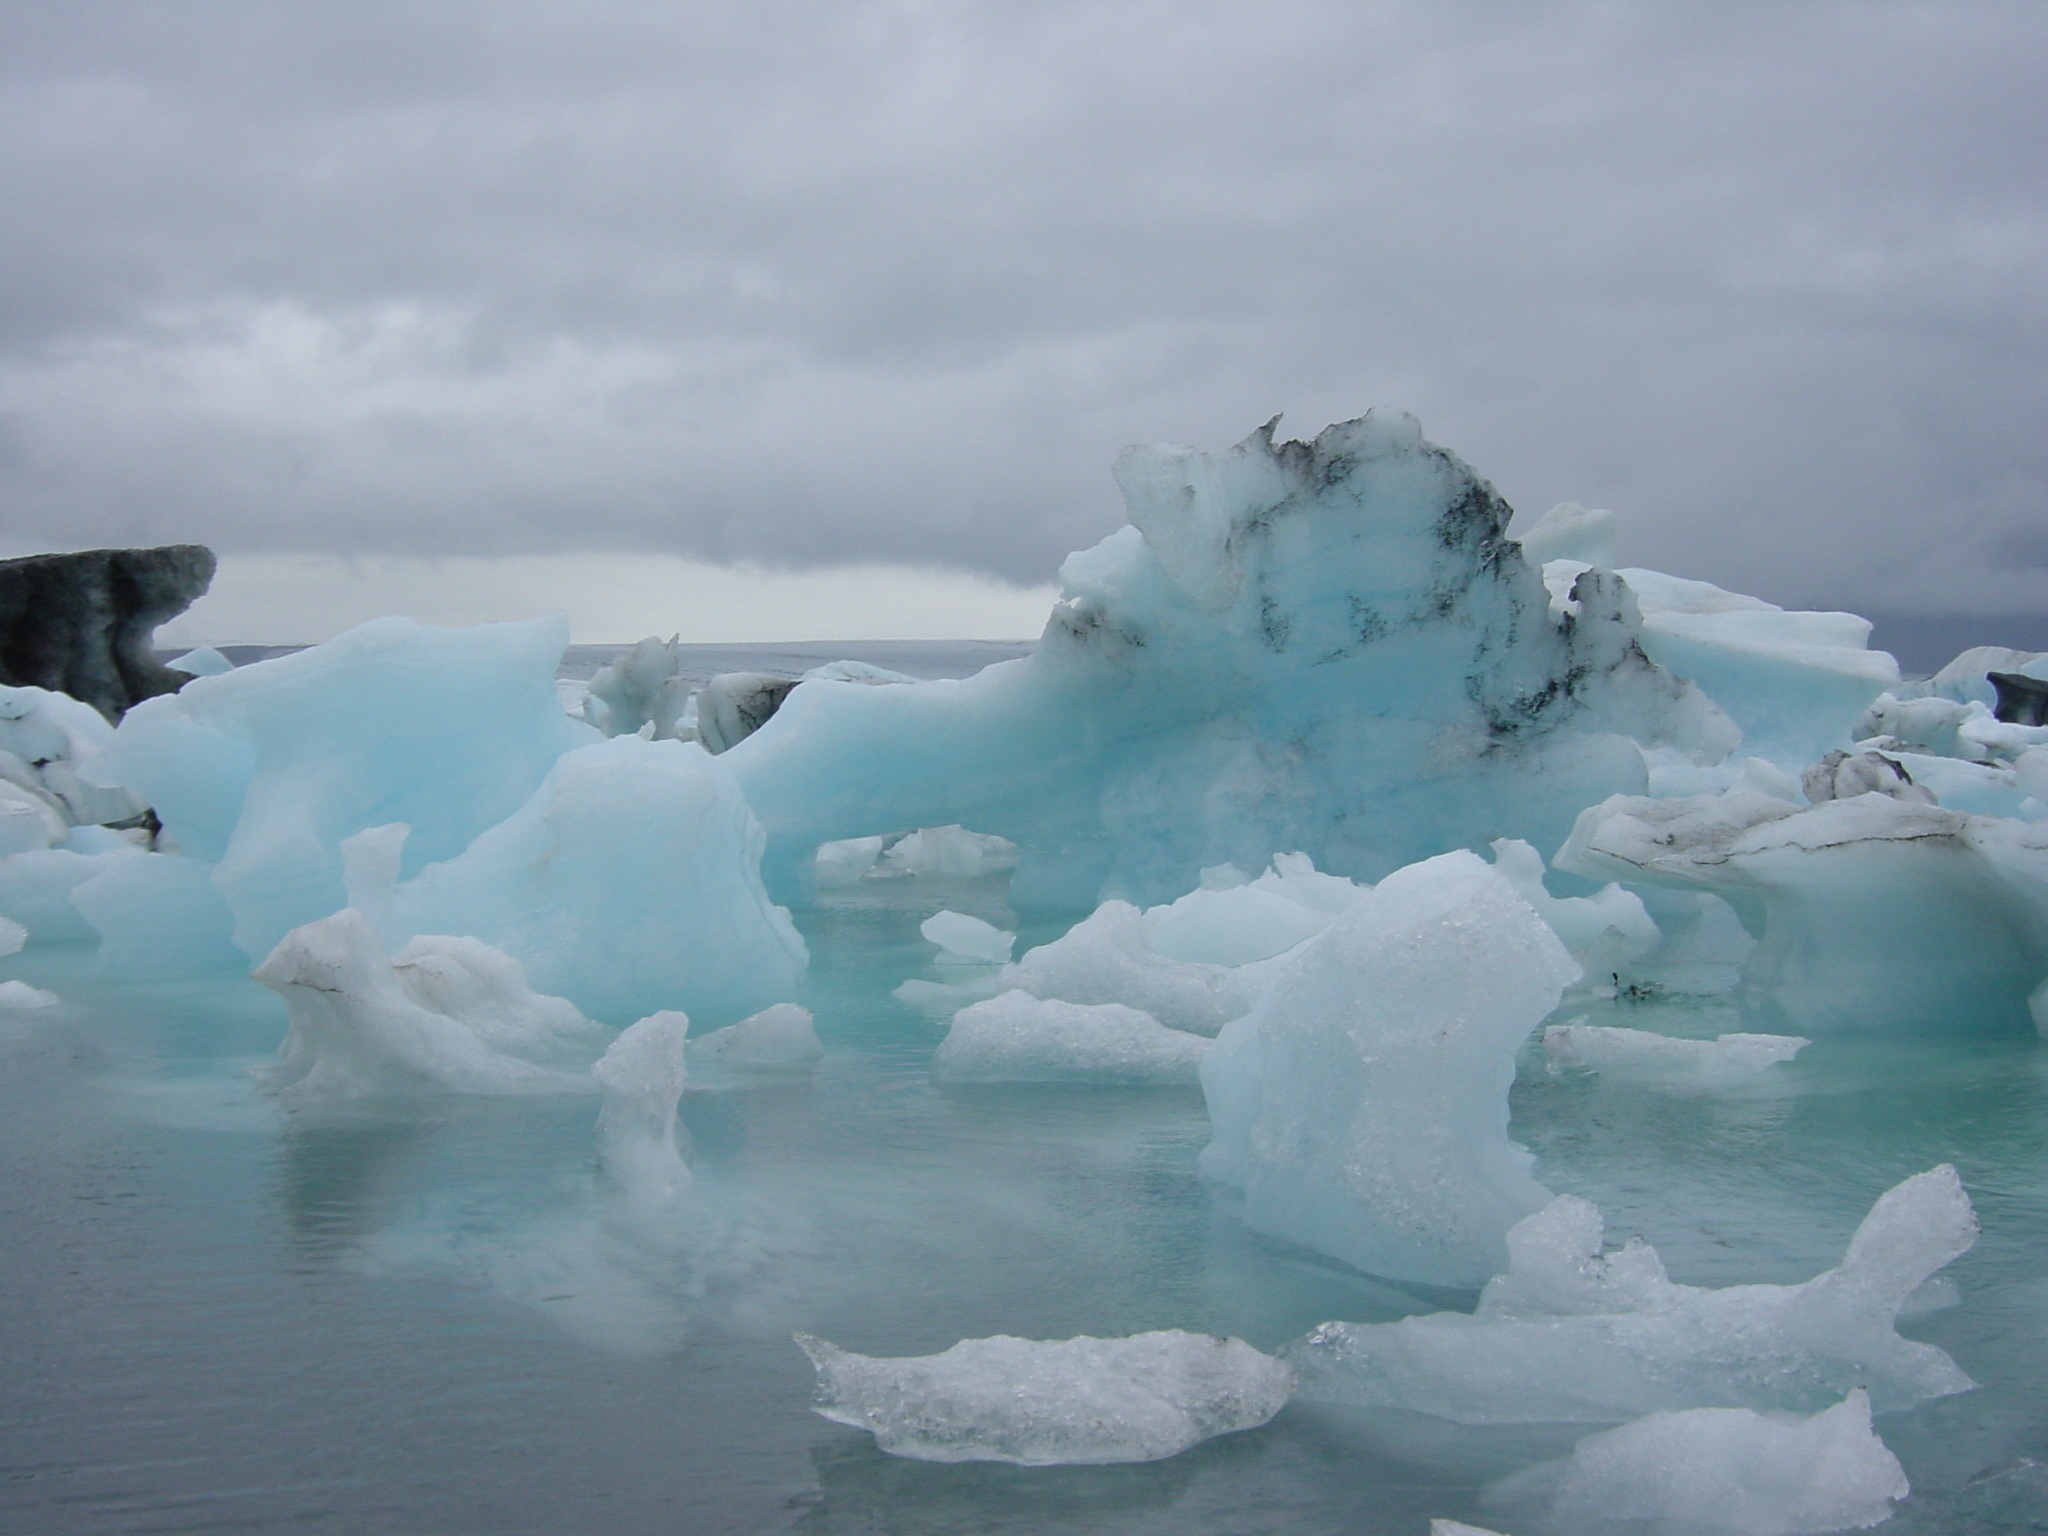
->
1534;1390;1908;1534
793;1329;1293;1464
390;735;808;1023
1201;850;1578;1287
83;616;594;961
931;990;1208;1085
1558;788;2048;1032
726;414;1735;911
999;898;1251;1036
1285;1166;1977;1422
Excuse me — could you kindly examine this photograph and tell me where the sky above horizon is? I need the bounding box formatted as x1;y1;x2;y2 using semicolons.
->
5;1;2046;641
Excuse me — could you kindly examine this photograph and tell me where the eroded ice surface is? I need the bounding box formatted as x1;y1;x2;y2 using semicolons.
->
1286;1167;1977;1422
795;1330;1294;1464
1528;1389;1908;1534
932;990;1208;1086
1201;850;1578;1287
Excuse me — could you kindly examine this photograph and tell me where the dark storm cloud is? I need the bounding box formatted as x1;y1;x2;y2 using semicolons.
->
1;0;2043;611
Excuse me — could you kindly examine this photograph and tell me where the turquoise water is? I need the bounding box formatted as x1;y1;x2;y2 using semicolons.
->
3;862;2045;1535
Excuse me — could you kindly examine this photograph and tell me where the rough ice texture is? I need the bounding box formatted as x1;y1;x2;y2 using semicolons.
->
1543;1023;1807;1093
84;616;595;962
1558;788;2048;1032
0;683;147;833
794;1330;1293;1464
696;672;799;755
252;907;597;1101
1285;1166;1977;1423
920;909;1015;965
0;545;216;720
390;736;807;1024
582;635;691;742
1539;1390;1907;1534
1201;850;1579;1287
591;1010;693;1209
687;1003;821;1074
390;934;604;1058
1000;899;1250;1037
726;414;1733;911
932;990;1209;1085
1542;559;1897;768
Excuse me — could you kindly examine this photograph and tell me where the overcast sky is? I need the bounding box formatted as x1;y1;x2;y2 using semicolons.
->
4;1;2045;639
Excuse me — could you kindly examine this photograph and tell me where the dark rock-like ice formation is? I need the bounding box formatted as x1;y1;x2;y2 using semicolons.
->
0;546;216;720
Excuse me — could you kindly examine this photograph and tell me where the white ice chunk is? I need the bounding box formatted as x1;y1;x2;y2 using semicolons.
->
1000;900;1249;1037
1542;1390;1907;1534
0;979;59;1009
252;907;597;1101
794;1330;1293;1464
1431;1525;1511;1536
583;635;690;741
393;736;807;1023
920;909;1015;965
1801;749;1935;805
1543;1023;1808;1093
813;835;885;888
0;684;146;827
1201;850;1578;1287
0;783;68;853
1142;882;1335;967
391;933;602;1058
591;1010;693;1209
1286;1166;1978;1422
881;825;1019;879
932;990;1208;1085
687;1003;822;1074
0;913;23;956
166;646;234;678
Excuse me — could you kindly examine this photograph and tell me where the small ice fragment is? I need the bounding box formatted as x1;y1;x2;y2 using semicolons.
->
1431;1523;1513;1536
933;990;1208;1085
881;825;1018;879
0;913;25;957
591;1010;692;1207
1544;1390;1907;1534
920;909;1015;965
393;933;601;1057
1000;900;1247;1036
813;835;885;888
687;1003;821;1073
1543;1022;1807;1092
165;646;234;677
793;1330;1293;1464
0;978;59;1009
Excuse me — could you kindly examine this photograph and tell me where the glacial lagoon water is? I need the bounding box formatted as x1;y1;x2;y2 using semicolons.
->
5;644;2047;1535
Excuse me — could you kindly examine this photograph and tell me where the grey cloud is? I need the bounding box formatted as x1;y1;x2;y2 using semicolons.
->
0;0;2044;609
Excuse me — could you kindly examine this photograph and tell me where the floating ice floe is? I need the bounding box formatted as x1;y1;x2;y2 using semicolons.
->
1522;1390;1907;1535
686;1003;822;1075
932;990;1208;1086
0;978;59;1009
1542;1022;1808;1093
1286;1166;1977;1422
1000;900;1251;1037
920;909;1015;965
1202;849;1578;1287
794;1330;1294;1464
